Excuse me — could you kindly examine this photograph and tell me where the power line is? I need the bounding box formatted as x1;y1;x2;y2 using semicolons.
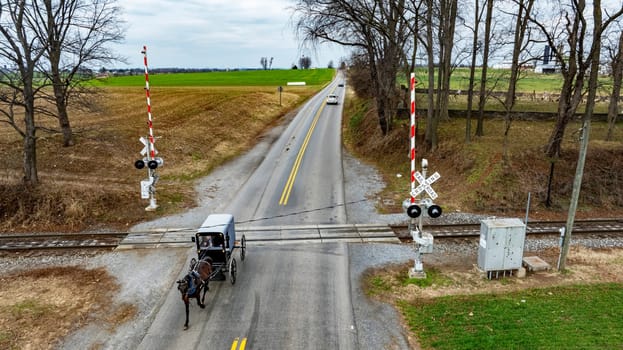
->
235;199;369;225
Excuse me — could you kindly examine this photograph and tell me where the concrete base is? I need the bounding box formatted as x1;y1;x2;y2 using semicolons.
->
516;267;527;278
145;198;158;211
523;256;551;272
409;268;427;279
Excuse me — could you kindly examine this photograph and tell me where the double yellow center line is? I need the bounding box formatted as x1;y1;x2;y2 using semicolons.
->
231;337;247;350
278;101;327;206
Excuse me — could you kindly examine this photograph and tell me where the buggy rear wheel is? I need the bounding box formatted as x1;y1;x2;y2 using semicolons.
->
240;234;246;261
229;257;237;284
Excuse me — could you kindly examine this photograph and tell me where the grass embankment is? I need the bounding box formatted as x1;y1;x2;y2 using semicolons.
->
0;69;333;232
342;89;623;219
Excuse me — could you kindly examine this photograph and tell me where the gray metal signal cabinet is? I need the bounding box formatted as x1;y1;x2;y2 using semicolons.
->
477;218;526;272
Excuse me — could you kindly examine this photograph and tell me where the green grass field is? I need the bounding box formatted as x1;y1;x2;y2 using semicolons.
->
406;67;614;94
92;68;335;87
399;283;623;349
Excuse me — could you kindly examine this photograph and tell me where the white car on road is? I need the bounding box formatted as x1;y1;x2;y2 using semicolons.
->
326;94;339;105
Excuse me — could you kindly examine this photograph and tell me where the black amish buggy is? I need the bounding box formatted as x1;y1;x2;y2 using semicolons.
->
191;214;246;283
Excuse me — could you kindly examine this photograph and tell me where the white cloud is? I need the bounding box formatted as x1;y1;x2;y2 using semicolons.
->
111;0;347;69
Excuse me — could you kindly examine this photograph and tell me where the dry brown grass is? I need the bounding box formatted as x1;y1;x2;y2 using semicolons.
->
363;245;623;307
0;266;134;350
0;86;317;232
342;93;623;220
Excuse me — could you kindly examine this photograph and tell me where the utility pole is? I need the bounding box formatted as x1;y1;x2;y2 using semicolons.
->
558;120;590;270
559;2;603;271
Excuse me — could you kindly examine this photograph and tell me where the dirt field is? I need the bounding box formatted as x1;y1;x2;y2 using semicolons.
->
0;86;318;232
0;263;133;350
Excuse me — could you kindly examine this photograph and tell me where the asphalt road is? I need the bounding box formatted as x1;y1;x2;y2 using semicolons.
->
227;77;346;226
138;243;359;350
136;75;392;349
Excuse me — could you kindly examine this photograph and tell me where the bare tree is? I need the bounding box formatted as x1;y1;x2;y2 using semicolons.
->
424;0;436;147
294;0;410;135
464;0;487;143
399;0;424;144
260;56;268;69
528;0;623;206
605;28;623;141
30;0;124;147
531;1;623;159
501;0;534;160
434;0;458;125
346;51;374;98
299;55;311;69
0;0;47;185
404;0;425;75
474;0;493;137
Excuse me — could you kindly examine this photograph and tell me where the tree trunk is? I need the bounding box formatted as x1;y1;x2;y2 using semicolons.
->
44;0;75;147
377;97;389;135
424;0;437;150
436;0;457;122
546;75;585;158
55;89;74;147
22;91;38;186
465;0;481;144
476;0;493;137
23;132;38;185
606;31;623;141
503;0;534;161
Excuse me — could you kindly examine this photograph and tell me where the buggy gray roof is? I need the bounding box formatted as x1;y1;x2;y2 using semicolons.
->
197;214;234;235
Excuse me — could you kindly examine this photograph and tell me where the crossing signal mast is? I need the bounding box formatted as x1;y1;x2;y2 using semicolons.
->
402;73;442;278
135;46;164;211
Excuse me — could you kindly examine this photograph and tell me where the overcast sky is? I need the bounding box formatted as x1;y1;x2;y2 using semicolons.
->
111;0;348;69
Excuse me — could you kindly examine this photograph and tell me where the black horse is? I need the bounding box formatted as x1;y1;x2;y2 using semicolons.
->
176;257;213;330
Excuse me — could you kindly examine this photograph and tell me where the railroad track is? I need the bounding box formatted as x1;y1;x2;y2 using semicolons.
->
391;218;623;239
1;218;621;251
0;232;128;251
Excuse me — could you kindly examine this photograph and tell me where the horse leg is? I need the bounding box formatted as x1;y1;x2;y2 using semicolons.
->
201;280;209;305
183;296;190;330
197;285;206;309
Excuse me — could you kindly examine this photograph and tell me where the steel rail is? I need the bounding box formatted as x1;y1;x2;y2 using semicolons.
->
391;218;623;239
1;219;621;251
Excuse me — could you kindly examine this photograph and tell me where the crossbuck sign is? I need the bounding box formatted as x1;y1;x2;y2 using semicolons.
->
411;171;441;200
139;136;158;156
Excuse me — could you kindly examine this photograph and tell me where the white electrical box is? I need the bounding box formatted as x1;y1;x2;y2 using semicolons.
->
477;218;526;272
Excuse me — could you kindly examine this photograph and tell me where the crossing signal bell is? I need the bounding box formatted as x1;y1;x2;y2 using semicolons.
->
406;204;422;218
403;199;442;219
427;204;442;218
135;159;145;169
134;157;163;170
